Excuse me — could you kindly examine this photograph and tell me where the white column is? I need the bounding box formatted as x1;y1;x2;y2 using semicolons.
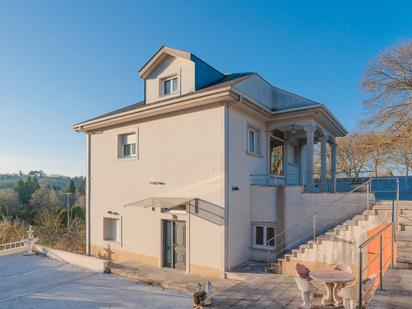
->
304;126;316;192
320;136;328;192
330;142;337;193
266;131;272;174
284;139;289;185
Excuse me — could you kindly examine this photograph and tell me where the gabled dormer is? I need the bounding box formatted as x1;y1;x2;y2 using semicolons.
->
139;46;224;104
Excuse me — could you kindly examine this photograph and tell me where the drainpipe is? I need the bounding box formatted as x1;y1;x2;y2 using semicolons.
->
86;133;91;255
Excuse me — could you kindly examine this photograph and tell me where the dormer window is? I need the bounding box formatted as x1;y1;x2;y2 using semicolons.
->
162;76;178;96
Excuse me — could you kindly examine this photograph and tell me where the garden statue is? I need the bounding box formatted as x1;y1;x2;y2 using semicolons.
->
23;225;38;256
192;281;213;307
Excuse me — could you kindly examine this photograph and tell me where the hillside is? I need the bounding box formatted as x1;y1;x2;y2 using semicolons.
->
0;171;85;190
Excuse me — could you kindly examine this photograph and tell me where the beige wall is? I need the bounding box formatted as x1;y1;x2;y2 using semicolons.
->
227;104;267;269
89;104;226;276
250;186;368;261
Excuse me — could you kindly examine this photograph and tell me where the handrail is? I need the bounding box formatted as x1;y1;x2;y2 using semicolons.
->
265;179;371;266
358;217;395;308
266;180;369;245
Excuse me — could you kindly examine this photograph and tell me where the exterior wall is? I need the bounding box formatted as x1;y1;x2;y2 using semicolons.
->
227;104;267;269
145;55;195;104
250;186;368;261
89;104;226;277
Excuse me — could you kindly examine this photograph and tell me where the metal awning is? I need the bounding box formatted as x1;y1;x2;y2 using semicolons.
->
124;197;194;209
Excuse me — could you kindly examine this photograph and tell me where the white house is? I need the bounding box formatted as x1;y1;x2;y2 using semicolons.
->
73;46;349;278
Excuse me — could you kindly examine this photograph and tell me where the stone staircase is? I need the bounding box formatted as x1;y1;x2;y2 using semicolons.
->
267;203;392;275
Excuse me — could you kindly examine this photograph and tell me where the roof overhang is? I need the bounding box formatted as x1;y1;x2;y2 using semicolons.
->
139;46;192;79
270;104;348;137
73;87;234;133
124;197;194;209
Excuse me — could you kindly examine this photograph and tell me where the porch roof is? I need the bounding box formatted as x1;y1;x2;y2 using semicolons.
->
124;197;194;209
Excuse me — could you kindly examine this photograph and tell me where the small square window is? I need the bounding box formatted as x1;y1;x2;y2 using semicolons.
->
254;225;275;248
163;77;178;95
248;128;259;154
103;217;119;242
118;133;137;158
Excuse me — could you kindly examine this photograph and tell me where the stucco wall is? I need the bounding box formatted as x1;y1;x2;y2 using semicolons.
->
227;105;267;269
249;186;368;261
89;104;226;276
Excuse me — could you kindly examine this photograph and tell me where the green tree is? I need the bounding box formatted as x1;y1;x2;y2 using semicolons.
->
64;180;76;194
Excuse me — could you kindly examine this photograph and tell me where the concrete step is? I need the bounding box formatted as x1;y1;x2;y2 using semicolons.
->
397;231;412;242
399;216;412;225
400;224;412;232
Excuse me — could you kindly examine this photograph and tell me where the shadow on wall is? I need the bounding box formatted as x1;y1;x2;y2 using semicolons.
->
97;244;113;262
186;199;224;226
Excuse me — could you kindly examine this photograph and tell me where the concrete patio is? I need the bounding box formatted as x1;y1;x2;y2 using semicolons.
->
0;252;192;308
370;268;412;309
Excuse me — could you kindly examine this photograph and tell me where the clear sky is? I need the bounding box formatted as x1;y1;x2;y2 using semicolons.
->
0;1;411;176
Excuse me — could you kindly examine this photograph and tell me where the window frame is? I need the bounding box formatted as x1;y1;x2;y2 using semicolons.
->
253;224;276;249
247;127;260;155
161;75;178;96
117;131;138;160
103;216;121;244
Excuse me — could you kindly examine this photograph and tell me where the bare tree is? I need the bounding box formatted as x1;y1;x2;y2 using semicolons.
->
336;134;370;177
388;128;412;176
363;132;390;177
0;189;24;218
361;40;412;135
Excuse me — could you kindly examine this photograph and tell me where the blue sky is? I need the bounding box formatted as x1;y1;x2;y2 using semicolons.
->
0;1;411;176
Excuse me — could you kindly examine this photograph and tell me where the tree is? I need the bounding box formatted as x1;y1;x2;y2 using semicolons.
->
0;189;24;218
30;187;64;211
15;177;40;204
336;134;370;177
361;40;412;135
363;132;390;177
64;180;76;194
388;128;412;176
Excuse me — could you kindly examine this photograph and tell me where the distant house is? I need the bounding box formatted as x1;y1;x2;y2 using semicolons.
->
73;46;347;278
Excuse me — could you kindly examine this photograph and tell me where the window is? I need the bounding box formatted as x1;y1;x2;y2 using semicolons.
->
118;133;137;158
254;225;275;248
103;217;119;242
248;128;259;154
162;76;178;95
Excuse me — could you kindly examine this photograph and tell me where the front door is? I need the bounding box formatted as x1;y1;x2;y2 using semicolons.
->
163;220;186;270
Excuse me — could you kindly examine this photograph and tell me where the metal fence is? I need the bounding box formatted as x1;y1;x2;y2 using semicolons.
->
358;218;395;307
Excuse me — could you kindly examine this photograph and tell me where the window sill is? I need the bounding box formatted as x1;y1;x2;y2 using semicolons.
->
102;240;121;247
251;245;275;250
117;156;138;162
245;151;263;158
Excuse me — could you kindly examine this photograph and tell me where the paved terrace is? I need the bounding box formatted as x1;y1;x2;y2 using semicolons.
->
370;268;412;309
0;252;191;308
2;251;346;309
112;262;332;308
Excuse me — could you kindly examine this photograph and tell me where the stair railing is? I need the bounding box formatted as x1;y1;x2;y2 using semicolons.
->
266;179;372;267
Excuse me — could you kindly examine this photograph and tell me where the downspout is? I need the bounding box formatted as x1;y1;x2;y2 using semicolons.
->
224;95;243;274
86;133;91;255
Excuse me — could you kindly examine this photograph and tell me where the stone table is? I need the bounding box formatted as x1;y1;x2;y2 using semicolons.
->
310;269;355;307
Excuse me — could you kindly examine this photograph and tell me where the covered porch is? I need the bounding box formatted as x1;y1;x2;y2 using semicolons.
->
251;106;346;192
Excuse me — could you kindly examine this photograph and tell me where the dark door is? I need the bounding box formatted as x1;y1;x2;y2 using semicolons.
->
163;220;186;270
163;220;173;268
